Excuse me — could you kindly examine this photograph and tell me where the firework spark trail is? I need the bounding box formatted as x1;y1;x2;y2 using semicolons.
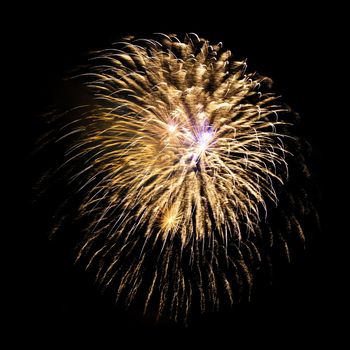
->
38;33;316;323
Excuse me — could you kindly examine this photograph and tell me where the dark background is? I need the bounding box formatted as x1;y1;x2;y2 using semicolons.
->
9;2;343;348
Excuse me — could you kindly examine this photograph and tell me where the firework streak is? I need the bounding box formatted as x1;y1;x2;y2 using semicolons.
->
38;34;316;323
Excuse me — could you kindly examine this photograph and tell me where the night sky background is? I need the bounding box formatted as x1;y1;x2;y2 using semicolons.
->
9;2;344;348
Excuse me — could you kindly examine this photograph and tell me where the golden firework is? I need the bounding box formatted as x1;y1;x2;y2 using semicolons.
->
44;33;311;323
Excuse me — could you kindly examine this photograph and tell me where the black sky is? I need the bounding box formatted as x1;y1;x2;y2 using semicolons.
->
9;2;343;348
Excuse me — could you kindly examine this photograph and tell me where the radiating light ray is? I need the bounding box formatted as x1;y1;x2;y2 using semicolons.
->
36;33;319;324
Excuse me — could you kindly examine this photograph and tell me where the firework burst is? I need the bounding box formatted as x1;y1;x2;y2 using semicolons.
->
35;33;317;323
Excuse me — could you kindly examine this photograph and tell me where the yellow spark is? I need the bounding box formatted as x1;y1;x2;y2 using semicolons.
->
161;207;181;234
167;124;177;134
